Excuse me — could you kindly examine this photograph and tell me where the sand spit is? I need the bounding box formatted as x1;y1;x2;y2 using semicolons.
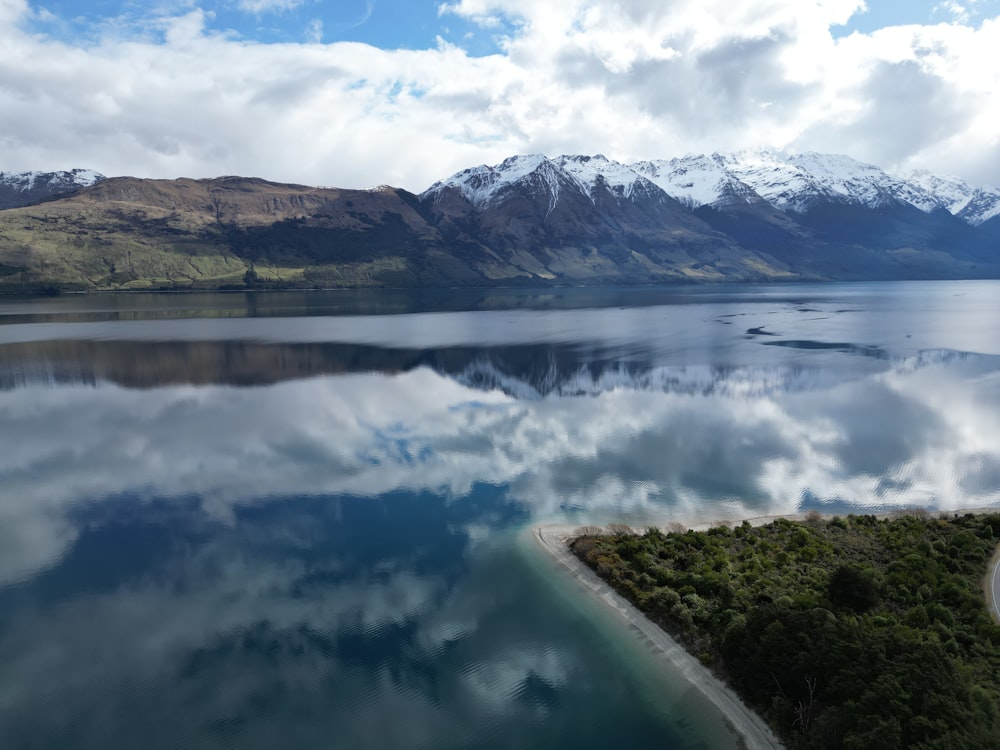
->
533;525;783;750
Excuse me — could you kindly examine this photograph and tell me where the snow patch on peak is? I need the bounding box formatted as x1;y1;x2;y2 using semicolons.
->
632;154;753;208
70;169;104;187
786;152;942;212
906;169;1000;225
494;154;551;182
421;151;997;227
422;154;562;209
633;150;951;215
709;151;820;212
553;154;647;199
787;151;885;193
0;168;106;192
723;147;788;167
906;169;974;213
692;150;944;214
957;188;1000;226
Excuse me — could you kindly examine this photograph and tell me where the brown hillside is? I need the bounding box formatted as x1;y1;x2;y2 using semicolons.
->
70;176;433;231
0;176;452;291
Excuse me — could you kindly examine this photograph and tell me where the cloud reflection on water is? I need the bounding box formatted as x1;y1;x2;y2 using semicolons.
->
2;351;999;586
0;487;675;750
3;288;1000;747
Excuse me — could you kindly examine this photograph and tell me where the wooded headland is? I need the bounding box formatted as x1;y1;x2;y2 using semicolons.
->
573;512;1000;749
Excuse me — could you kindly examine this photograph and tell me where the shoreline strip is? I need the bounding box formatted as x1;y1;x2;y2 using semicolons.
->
987;543;1000;624
533;525;783;750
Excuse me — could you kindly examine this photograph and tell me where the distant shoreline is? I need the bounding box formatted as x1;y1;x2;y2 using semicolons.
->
5;277;1000;299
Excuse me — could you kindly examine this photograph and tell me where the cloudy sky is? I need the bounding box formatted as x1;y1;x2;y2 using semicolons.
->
2;0;999;190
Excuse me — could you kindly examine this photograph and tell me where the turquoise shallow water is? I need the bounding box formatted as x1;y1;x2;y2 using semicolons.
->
1;281;999;748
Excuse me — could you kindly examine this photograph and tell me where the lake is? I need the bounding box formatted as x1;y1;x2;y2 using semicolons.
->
1;281;999;749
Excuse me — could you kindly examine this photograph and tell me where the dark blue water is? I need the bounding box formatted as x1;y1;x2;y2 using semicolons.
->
1;281;999;749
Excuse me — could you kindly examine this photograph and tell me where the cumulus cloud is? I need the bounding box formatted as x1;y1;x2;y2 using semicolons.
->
0;0;997;188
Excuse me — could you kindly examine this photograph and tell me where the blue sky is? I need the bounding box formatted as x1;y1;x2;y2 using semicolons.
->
28;0;515;51
26;0;1000;48
3;1;1000;189
837;0;999;34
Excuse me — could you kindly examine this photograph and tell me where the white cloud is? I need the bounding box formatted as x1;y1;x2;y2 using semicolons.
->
235;0;306;14
0;1;998;190
304;17;322;43
936;1;971;23
0;0;26;19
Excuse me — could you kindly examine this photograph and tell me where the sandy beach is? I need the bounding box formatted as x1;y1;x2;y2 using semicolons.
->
533;525;783;750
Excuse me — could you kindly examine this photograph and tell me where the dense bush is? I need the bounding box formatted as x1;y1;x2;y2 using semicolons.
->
572;513;1000;749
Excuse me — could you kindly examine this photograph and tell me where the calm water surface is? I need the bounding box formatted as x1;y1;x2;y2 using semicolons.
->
1;281;999;749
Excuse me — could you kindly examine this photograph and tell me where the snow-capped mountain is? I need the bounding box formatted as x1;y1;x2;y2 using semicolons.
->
420;152;713;265
785;152;943;212
4;152;997;293
422;153;664;212
0;168;104;191
4;154;995;231
906;169;1000;226
905;170;975;214
414;150;998;284
629;150;946;215
0;169;105;209
424;150;997;228
715;150;838;212
422;154;558;210
655;150;1000;226
632;154;763;209
956;189;1000;226
551;154;650;201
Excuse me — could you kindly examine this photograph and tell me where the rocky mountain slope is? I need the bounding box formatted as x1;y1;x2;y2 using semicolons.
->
0;152;997;292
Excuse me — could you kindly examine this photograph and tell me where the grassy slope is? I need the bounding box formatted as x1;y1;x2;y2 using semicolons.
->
573;514;1000;749
0;203;249;290
0;176;800;292
0;178;432;291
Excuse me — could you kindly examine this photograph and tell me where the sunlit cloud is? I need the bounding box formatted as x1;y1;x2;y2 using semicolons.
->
0;1;997;188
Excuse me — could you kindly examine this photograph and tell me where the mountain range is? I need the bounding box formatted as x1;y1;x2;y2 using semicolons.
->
1;151;998;292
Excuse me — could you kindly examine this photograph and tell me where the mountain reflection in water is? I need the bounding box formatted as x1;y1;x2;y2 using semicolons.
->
1;281;999;749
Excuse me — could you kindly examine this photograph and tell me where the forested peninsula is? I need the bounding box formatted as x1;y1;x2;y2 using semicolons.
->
572;513;1000;749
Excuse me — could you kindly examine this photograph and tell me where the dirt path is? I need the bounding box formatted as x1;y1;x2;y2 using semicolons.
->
533;525;783;750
